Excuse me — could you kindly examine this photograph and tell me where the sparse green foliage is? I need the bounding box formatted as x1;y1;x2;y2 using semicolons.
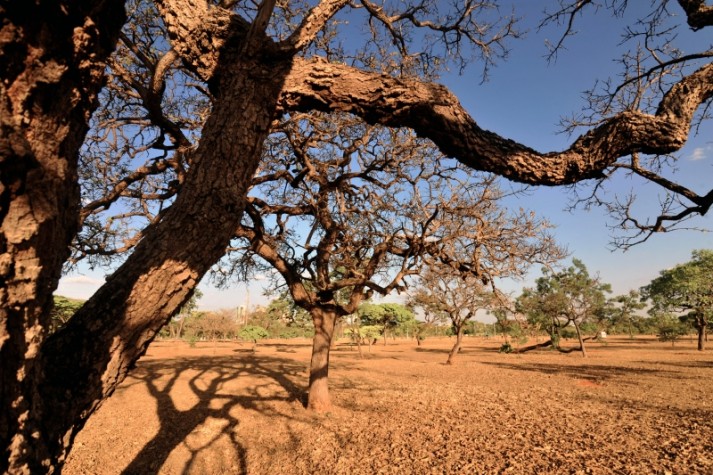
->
49;296;84;334
344;325;382;353
358;303;415;345
516;259;612;357
263;293;313;337
239;325;269;348
652;313;689;346
607;290;647;338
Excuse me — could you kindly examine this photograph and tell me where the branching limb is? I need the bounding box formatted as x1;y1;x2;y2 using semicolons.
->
279;58;713;186
278;0;351;53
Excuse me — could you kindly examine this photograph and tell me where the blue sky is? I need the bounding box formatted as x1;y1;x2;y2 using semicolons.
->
57;2;712;311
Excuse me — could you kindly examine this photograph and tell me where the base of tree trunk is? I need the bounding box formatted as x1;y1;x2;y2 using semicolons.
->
306;388;331;413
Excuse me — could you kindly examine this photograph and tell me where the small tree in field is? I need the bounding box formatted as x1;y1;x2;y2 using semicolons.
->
409;265;507;364
239;325;269;351
652;312;689;347
344;325;381;356
358;303;415;346
517;259;612;357
607;290;647;339
641;250;713;351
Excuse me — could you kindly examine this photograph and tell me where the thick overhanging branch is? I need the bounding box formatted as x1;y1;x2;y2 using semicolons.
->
279;58;713;186
158;0;713;188
678;0;713;30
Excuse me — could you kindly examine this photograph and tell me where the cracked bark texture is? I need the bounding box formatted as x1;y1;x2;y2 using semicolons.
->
0;1;125;473
38;47;291;473
158;1;713;186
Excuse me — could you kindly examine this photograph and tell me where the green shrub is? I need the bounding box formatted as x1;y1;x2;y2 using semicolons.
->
658;325;687;346
278;328;302;339
499;342;513;353
239;325;269;344
187;334;198;348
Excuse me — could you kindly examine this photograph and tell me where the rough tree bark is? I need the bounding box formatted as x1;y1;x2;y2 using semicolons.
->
0;2;126;472
38;52;290;470
2;0;293;469
307;306;338;411
278;59;713;186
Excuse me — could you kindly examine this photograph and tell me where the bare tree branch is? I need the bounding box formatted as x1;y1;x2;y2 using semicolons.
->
279;58;713;185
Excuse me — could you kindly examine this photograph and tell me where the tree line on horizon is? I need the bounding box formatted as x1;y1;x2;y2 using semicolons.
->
53;248;713;359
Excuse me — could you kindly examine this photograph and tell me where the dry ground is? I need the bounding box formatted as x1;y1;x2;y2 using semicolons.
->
63;336;713;474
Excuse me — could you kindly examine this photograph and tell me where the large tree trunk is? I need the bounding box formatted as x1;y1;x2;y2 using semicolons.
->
307;307;338;411
0;2;126;473
1;5;292;464
446;325;464;365
38;53;289;469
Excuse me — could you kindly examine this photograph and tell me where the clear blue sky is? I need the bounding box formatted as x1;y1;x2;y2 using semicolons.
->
57;2;712;310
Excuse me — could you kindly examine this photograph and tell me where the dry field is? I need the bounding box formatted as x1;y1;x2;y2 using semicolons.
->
63;336;713;474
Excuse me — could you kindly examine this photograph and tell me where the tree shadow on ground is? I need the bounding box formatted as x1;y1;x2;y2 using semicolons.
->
641;360;713;369
480;361;682;384
259;341;313;350
589;393;713;421
119;354;306;475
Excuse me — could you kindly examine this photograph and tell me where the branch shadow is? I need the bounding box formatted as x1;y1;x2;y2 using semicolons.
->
119;354;306;475
638;360;713;369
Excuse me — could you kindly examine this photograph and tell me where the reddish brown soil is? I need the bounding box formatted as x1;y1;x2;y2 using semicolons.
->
63;336;713;474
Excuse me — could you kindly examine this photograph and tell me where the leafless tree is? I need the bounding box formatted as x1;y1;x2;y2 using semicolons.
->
408;219;564;365
1;1;711;471
217;110;562;409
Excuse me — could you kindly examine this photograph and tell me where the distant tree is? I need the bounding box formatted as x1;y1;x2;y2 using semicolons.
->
517;259;612;357
409;265;509;364
183;309;238;343
344;325;382;355
49;297;85;335
163;289;203;339
641;250;713;351
239;325;269;350
406;293;448;346
358;303;415;346
265;293;313;335
491;307;533;343
607;290;647;339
